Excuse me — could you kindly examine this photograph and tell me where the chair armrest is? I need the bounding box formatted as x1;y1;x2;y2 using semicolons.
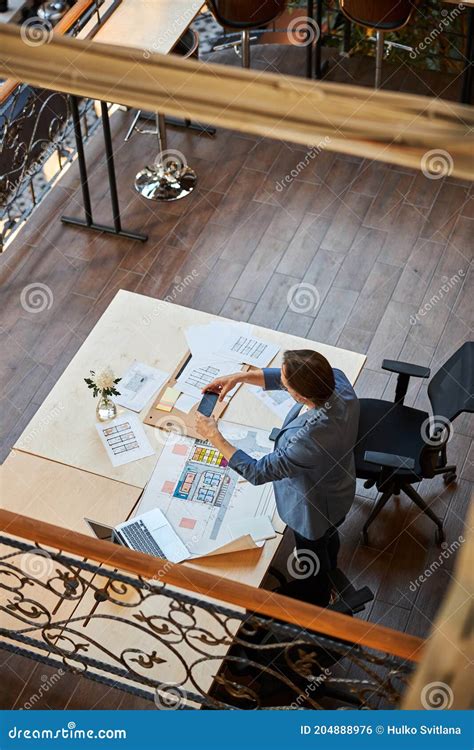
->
381;359;430;405
364;451;415;470
382;359;430;378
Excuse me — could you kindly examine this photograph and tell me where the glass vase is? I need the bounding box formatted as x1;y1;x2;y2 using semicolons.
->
96;394;117;422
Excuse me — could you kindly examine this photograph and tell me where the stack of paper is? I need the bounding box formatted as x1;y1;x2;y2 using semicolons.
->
184;321;280;368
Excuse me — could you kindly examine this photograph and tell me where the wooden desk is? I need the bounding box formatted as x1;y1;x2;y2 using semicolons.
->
89;0;204;54
0;451;142;532
0;452;141;654
14;290;366;488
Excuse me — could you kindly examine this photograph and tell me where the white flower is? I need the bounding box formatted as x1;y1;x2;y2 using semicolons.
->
94;367;116;391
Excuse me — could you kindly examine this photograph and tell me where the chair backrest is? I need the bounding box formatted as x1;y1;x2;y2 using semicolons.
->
207;0;287;31
428;342;474;423
340;0;416;31
418;342;473;478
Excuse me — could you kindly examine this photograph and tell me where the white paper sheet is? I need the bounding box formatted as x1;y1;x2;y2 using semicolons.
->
247;383;296;422
175;393;201;414
184;321;252;358
184;321;280;368
227;515;276;542
113;362;168;413
96;413;154;467
175;357;241;399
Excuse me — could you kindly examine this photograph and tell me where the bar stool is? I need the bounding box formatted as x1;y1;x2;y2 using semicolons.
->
340;0;417;88
207;0;287;68
129;29;199;202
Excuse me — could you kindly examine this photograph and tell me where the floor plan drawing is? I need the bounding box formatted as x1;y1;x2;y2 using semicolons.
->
136;421;277;555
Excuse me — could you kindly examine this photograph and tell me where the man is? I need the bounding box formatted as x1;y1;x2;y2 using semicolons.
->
195;349;360;606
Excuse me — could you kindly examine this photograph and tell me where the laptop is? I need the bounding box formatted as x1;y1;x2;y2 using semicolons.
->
85;508;190;564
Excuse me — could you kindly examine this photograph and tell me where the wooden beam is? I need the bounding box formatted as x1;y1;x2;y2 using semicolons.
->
0;23;473;177
0;509;424;663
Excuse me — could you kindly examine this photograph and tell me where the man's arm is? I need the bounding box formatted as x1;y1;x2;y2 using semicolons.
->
195;414;313;486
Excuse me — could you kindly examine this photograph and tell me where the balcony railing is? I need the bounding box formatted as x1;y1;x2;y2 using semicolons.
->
0;0;116;250
0;509;423;709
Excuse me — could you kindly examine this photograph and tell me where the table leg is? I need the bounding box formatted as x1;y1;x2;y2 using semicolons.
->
62;98;148;242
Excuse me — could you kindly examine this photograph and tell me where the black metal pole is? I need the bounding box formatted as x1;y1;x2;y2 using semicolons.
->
306;0;314;79
315;0;323;78
100;100;122;233
461;7;473;104
70;95;93;226
343;17;351;54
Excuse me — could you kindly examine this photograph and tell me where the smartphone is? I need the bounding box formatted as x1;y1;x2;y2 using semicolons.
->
197;391;219;417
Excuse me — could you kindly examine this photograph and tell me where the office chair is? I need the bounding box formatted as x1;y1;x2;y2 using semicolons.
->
207;0;287;68
355;342;474;545
340;0;417;88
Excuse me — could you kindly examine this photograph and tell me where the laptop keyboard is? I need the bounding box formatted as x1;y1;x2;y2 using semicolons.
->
119;520;166;558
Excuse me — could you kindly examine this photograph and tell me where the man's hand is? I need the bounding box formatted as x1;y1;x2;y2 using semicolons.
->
195;413;221;441
203;373;240;401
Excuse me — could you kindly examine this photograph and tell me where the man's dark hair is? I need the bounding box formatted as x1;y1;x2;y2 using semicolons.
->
282;349;335;405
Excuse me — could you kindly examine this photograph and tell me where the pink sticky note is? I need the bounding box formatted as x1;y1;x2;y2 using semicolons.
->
161;481;175;494
172;444;188;456
179;517;196;530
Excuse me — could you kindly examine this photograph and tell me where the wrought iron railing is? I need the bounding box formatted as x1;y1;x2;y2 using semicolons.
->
0;0;115;251
0;510;423;709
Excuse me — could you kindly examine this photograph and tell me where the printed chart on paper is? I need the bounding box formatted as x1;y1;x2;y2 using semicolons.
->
137;421;276;554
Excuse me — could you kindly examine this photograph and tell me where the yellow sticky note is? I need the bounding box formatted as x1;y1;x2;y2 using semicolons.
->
156;386;181;412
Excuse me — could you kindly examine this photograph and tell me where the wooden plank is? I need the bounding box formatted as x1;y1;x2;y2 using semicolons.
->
1;25;473;176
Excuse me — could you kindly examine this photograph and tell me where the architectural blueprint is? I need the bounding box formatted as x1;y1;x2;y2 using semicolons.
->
136;421;276;555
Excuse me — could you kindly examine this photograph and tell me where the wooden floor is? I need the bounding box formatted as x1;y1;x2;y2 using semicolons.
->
0;45;472;709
